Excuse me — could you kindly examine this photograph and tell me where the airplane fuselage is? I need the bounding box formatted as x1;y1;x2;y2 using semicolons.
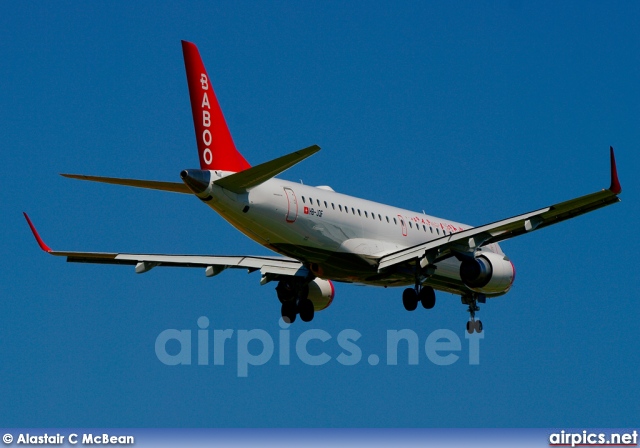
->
203;170;509;296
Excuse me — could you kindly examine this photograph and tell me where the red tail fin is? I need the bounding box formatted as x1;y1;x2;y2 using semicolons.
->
181;41;251;172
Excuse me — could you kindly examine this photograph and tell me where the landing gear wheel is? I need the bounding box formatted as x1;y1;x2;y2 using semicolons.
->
466;321;474;334
298;298;315;322
463;294;482;334
402;288;418;311
299;283;310;300
281;301;297;324
276;281;294;303
419;286;436;309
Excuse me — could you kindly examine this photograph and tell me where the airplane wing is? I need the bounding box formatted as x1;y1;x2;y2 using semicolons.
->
378;147;622;271
23;213;307;284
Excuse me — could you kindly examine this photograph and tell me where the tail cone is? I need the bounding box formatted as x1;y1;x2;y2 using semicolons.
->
180;169;211;194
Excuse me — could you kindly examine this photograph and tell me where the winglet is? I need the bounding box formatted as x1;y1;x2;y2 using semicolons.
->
23;212;52;253
609;146;622;194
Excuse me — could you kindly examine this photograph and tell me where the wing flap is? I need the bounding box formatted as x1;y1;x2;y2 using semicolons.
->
62;250;308;278
378;207;551;270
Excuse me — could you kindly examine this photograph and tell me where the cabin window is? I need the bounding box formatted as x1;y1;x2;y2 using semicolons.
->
339;204;342;211
378;214;382;221
352;207;355;214
358;209;361;216
302;196;306;204
429;227;433;233
401;219;405;226
309;197;313;204
324;201;328;208
317;199;320;206
436;228;440;235
409;222;413;229
393;218;397;225
331;203;335;210
386;216;390;223
372;213;376;220
364;211;368;218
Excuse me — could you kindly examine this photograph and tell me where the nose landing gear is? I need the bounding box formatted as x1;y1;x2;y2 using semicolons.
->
462;294;484;334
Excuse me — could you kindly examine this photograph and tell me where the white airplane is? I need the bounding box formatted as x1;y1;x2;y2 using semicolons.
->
25;41;623;332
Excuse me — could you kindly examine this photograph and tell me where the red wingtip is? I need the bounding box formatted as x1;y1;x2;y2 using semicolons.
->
609;146;622;194
23;212;52;253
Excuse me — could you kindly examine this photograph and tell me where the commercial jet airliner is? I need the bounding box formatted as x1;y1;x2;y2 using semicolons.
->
25;41;623;332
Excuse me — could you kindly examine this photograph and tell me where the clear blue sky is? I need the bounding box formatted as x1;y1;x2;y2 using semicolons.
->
1;2;638;427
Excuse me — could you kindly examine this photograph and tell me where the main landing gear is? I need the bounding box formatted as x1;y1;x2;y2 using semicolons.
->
462;294;483;334
402;283;486;333
403;262;437;312
276;280;314;323
402;285;436;311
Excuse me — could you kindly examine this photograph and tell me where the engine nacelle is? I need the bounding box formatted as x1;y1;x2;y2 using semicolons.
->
459;251;515;294
307;278;335;311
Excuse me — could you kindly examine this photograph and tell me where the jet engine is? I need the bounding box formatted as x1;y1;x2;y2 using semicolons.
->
307;278;335;311
459;251;515;294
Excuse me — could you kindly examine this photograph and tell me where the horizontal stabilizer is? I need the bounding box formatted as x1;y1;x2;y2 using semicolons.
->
214;145;320;193
61;174;191;194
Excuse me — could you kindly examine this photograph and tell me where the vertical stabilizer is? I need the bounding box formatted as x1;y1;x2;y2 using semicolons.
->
181;40;251;172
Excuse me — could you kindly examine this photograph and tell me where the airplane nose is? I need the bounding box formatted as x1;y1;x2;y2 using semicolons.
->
180;169;211;194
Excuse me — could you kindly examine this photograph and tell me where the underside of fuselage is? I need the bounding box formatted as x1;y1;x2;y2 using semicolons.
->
270;242;489;296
